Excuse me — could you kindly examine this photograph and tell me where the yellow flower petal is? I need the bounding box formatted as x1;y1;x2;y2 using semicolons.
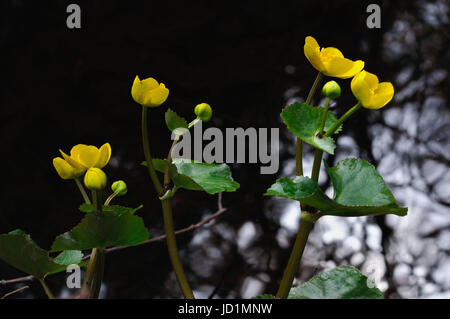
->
351;71;373;106
140;77;159;91
95;143;111;168
53;157;83;180
351;71;394;109
59;149;85;169
322;56;355;77
131;76;169;107
321;47;344;59
304;36;326;72
335;60;365;79
366;82;394;109
143;83;170;107
72;144;100;168
131;76;144;105
303;35;365;79
305;36;320;49
362;70;379;89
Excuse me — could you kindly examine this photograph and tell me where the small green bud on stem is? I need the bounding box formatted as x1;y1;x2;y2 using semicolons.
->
111;180;127;196
194;103;212;122
322;81;341;99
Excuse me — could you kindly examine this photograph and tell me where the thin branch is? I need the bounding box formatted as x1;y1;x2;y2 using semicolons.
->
1;275;34;286
1;193;227;286
1;285;30;299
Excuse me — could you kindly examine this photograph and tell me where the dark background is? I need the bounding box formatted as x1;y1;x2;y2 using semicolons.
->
1;0;449;299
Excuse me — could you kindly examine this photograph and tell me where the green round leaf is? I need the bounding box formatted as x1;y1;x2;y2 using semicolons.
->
0;232;83;279
264;158;407;217
149;158;240;194
325;158;395;206
165;108;188;134
173;159;240;194
281;102;341;154
53;250;83;266
264;176;337;213
289;266;383;299
51;210;150;251
150;159;203;191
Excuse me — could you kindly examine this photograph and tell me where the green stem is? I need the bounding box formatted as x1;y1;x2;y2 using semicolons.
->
141;106;194;299
305;72;323;106
324;102;362;138
142;106;163;196
295;139;303;176
79;191;105;299
75;181;97;299
161;199;195;299
188;118;200;129
80;247;99;299
164;139;178;186
318;97;331;134
38;278;55;299
92;190;102;212
90;247;105;299
104;190;120;206
75;178;91;205
296;72;323;176
276;212;318;299
311;97;331;182
311;150;323;182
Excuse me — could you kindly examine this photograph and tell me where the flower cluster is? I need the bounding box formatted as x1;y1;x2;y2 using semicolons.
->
53;75;214;192
53;143;111;190
304;36;394;109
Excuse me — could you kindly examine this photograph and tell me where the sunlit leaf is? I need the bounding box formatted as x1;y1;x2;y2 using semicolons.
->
53;250;83;266
146;159;240;194
265;158;407;217
289;266;383;299
281;102;341;154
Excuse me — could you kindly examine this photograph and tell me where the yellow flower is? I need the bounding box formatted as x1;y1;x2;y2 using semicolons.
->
351;70;394;109
53;143;111;180
52;157;84;180
59;143;111;170
304;36;364;79
131;76;169;107
84;167;107;190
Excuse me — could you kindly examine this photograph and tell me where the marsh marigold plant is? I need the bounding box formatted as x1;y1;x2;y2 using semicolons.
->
0;34;406;301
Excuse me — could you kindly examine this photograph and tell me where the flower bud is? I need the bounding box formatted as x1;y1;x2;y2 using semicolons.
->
84;168;107;191
111;180;127;196
322;81;341;99
194;103;212;122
